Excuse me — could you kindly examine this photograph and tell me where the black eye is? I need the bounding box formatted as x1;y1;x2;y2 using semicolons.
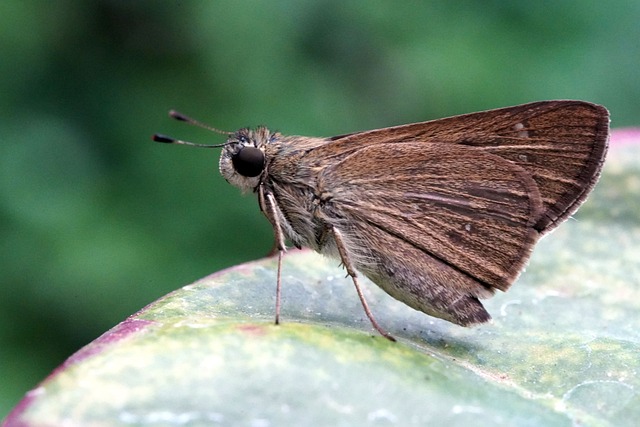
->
232;146;265;177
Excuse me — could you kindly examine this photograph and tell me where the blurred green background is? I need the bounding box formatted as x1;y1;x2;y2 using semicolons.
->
1;0;638;417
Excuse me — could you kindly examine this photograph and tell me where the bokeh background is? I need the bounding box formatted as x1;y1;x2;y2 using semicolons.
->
1;0;638;417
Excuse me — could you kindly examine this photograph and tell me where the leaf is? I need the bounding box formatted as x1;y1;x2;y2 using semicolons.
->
4;131;639;427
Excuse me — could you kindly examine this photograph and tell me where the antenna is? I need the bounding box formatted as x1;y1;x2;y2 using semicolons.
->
152;110;233;148
168;110;232;136
151;134;228;148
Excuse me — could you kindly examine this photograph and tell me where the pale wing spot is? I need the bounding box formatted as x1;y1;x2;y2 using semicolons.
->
512;122;529;138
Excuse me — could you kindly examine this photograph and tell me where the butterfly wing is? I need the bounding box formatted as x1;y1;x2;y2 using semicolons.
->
314;142;550;324
312;101;609;235
319;142;543;287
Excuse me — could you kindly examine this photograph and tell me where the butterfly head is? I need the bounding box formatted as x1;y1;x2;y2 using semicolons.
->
152;111;274;193
219;127;274;192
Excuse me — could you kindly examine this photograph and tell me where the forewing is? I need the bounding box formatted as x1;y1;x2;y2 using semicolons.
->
311;101;609;234
318;143;543;290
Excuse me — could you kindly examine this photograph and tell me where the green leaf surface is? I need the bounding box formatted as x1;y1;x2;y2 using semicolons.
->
4;136;639;427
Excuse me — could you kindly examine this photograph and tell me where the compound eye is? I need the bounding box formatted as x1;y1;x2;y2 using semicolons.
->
231;146;265;177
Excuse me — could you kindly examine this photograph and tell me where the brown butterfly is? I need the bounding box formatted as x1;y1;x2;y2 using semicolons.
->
154;100;609;341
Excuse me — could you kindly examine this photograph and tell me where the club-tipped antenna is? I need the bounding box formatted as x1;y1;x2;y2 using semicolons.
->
151;133;227;148
152;109;234;148
168;110;233;136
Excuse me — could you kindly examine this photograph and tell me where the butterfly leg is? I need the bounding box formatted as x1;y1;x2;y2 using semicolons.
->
262;189;287;325
332;226;396;342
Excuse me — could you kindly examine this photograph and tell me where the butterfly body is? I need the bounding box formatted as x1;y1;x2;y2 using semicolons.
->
157;100;609;338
